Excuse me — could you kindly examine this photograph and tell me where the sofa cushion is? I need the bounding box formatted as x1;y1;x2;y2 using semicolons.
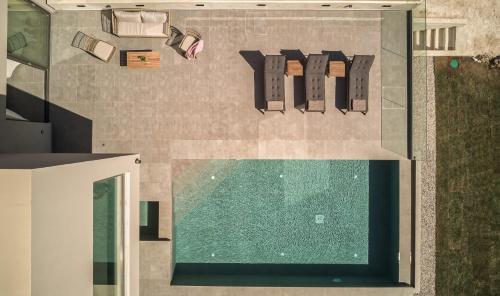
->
141;11;167;23
142;23;165;36
116;21;142;36
179;35;196;51
114;11;141;23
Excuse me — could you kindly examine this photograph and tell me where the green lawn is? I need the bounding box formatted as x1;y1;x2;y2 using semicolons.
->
435;57;500;296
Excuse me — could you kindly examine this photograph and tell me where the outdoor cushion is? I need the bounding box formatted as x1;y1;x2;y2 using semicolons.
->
267;100;284;111
305;54;328;106
141;11;167;23
114;11;141;22
141;23;165;36
112;9;170;38
116;22;142;35
351;99;367;111
306;76;325;101
347;55;374;112
264;55;286;104
179;35;196;51
265;55;286;73
350;55;374;74
71;31;116;62
92;41;115;61
265;75;284;101
7;32;27;53
306;54;328;74
307;100;325;111
350;76;367;100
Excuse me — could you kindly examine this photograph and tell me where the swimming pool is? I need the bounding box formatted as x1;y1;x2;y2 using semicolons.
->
172;160;399;286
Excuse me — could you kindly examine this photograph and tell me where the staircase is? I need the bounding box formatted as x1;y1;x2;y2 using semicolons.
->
413;18;466;56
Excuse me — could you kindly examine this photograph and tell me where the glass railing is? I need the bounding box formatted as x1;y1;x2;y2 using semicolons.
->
93;176;124;296
7;0;50;68
381;1;428;160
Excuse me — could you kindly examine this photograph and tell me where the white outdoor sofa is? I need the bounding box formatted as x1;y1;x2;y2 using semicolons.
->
112;9;171;38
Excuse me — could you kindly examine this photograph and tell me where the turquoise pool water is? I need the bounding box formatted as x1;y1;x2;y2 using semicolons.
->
174;160;374;265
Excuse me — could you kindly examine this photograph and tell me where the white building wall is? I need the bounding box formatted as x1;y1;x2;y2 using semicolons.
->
31;154;140;296
0;155;140;296
0;170;32;296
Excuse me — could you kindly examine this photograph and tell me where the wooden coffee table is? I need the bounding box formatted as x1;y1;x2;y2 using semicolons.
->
286;60;303;76
127;51;160;69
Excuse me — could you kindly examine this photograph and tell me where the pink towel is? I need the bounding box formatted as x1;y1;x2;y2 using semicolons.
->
185;39;204;60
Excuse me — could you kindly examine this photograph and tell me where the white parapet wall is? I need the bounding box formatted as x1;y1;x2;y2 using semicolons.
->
46;0;422;11
0;154;140;296
0;0;7;95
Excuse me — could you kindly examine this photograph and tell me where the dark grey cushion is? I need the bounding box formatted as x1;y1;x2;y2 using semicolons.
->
305;54;328;103
306;75;325;101
350;55;374;74
7;32;27;53
264;55;286;102
350;75;368;101
306;54;328;74
348;55;374;112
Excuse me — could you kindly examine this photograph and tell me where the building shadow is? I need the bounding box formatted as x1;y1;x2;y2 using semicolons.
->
140;201;170;241
0;94;5;121
322;50;347;62
335;78;348;113
280;49;306;63
239;50;265;112
368;160;400;281
280;49;306;109
6;85;92;153
323;51;349;113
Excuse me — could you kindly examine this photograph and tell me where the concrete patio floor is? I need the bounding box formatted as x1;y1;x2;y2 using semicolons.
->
50;9;405;196
49;9;415;296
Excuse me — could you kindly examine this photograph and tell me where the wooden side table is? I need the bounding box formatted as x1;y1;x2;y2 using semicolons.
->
328;61;346;77
286;60;303;76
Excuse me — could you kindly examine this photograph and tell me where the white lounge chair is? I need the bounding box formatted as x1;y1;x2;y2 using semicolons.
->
71;31;116;62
